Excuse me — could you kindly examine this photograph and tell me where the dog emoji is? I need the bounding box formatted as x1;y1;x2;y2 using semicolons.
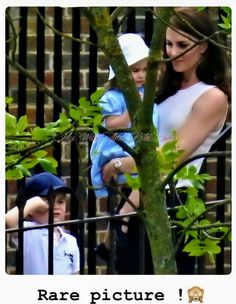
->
187;286;204;303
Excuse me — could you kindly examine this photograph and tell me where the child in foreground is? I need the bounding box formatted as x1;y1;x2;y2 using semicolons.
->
5;172;80;275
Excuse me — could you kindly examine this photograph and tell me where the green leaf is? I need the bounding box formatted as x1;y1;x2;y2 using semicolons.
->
188;165;197;175
93;113;103;125
196;7;206;12
206;221;230;236
219;15;231;30
175;166;187;179
176;206;188;219
5;112;17;135
199;219;210;226
79;97;90;108
6;96;14;104
6;167;24;180
183;219;198;240
124;173;140;190
161;140;177;153
191;179;204;190
16;115;28;133
221;7;231;14
33;150;48;158
183;238;221;258
185;187;198;198
186;197;206;217
31;126;47;141
198;173;212;181
15;164;32;177
44;156;58;168
207;251;216;264
38;158;57;173
204;238;221;254
183;239;203;256
90;88;105;104
69;105;82;121
21;157;39;169
57;113;71;132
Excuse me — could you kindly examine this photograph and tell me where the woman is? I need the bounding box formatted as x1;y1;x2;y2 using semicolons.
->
102;7;230;274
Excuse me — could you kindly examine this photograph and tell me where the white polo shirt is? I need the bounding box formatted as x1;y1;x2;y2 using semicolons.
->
12;221;80;275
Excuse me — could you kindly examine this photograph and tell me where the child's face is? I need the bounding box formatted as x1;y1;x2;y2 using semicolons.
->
32;193;67;224
52;192;67;223
130;58;147;88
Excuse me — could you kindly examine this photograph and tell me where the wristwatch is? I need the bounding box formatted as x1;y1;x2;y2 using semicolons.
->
112;158;122;172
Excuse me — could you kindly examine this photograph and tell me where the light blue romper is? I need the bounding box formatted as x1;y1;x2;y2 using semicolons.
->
90;86;158;198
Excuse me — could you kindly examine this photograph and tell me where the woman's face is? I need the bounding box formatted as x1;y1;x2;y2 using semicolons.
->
165;27;207;75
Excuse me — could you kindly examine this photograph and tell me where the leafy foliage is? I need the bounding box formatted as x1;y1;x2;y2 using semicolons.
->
69;88;104;133
218;7;231;30
174;178;230;263
5;90;104;180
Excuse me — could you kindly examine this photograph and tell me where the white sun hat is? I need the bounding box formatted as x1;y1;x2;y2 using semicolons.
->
108;33;149;80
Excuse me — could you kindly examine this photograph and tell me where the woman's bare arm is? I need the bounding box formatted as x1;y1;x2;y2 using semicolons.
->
176;88;228;163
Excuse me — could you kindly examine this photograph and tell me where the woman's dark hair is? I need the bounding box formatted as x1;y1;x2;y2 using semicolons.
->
155;7;231;103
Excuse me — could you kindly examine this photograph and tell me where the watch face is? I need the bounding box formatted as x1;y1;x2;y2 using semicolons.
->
114;159;121;170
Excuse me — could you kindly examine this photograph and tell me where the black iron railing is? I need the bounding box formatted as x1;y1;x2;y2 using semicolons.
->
6;122;231;274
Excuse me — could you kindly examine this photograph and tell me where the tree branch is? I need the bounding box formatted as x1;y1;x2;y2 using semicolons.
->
6;55;69;111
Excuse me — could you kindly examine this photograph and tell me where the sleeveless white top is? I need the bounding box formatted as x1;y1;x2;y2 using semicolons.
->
157;81;225;187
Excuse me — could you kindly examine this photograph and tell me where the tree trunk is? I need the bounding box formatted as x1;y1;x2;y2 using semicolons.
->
89;7;177;274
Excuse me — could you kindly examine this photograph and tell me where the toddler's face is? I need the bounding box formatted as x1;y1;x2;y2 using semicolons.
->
130;58;147;88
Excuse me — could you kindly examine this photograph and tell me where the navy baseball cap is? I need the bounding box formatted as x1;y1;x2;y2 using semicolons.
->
24;172;72;200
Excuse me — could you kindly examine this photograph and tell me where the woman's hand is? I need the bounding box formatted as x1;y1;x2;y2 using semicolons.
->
102;160;118;183
102;157;137;183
